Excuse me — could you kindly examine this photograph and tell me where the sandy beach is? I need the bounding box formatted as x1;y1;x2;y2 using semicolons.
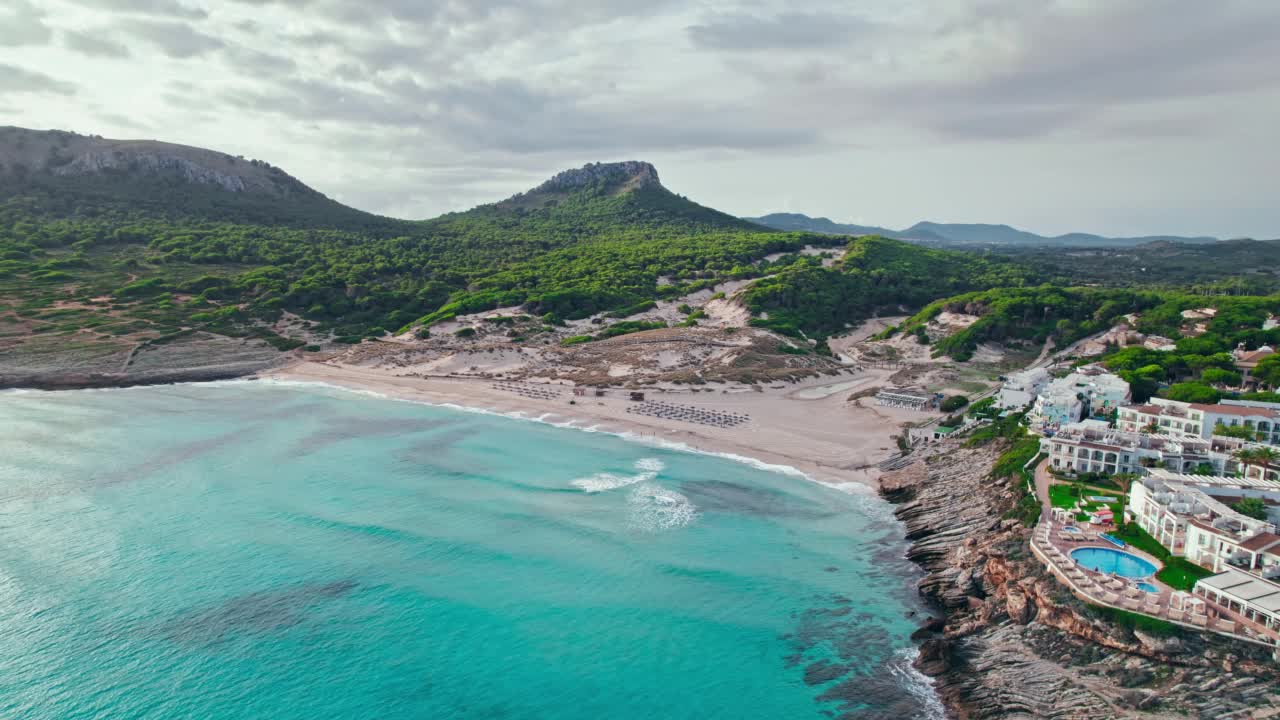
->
266;360;932;489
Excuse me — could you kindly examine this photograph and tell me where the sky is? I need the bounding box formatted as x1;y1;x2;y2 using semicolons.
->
1;0;1278;238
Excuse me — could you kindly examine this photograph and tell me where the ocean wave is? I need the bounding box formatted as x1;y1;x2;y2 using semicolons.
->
633;458;666;473
887;646;946;720
627;483;698;532
571;458;665;492
257;379;880;502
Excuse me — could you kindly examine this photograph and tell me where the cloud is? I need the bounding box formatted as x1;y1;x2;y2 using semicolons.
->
688;11;876;51
0;64;76;95
0;0;52;47
62;31;132;58
6;0;1280;235
121;20;225;58
66;0;207;20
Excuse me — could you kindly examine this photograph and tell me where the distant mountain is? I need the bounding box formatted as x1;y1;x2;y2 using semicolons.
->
739;212;896;237
745;212;1221;247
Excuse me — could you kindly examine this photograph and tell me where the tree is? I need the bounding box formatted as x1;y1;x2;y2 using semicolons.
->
1231;497;1269;521
940;395;969;412
1162;382;1221;404
1200;367;1242;387
1214;422;1258;440
1254;355;1280;389
1234;447;1279;479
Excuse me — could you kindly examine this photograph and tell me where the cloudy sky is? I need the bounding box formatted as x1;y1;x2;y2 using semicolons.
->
2;0;1277;237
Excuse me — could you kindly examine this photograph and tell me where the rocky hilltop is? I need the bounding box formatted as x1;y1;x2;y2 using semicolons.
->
532;161;660;193
0;126;318;198
883;442;1280;719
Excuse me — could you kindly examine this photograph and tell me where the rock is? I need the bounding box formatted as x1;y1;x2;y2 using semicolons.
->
1006;586;1034;625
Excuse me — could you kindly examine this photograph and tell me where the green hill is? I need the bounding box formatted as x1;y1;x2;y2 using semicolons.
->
741;236;1038;339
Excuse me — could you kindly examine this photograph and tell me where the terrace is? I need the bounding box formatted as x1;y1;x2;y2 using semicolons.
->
1031;517;1280;648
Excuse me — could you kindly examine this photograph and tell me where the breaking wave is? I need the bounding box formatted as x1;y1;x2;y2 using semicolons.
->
571;458;665;492
627;483;699;532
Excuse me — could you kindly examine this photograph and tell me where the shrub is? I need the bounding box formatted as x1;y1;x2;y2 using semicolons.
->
940;395;969;412
454;327;477;338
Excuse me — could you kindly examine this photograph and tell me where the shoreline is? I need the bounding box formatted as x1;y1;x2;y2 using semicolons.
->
264;360;927;490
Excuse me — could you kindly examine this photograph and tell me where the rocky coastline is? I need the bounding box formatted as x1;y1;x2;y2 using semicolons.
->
882;441;1280;719
0;362;269;391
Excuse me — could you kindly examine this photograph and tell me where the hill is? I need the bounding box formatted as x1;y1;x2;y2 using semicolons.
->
0;130;846;383
0;126;1267;387
995;238;1280;293
745;212;1221;247
0;126;400;232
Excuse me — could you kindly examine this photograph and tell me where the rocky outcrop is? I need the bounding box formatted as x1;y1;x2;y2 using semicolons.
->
52;151;254;193
531;161;661;194
883;442;1280;719
0;126;312;198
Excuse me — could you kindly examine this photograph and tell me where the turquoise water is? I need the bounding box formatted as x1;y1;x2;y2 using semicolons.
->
0;381;940;719
1136;582;1158;593
1071;547;1158;578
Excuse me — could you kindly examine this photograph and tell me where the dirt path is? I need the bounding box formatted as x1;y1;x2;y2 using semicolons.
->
1033;456;1054;518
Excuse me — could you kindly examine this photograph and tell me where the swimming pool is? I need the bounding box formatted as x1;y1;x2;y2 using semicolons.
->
1136;582;1158;593
1062;526;1082;533
1070;547;1157;578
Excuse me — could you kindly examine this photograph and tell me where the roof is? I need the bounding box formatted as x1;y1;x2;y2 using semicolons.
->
877;388;932;400
1129;404;1162;414
1197;570;1280;614
1192;404;1280;418
935;426;957;433
1238;348;1276;363
1240;532;1280;552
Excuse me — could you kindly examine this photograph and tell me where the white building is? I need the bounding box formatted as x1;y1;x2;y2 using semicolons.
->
1194;570;1280;639
1118;398;1280;447
1124;469;1280;641
1028;366;1130;432
875;388;937;411
1127;470;1280;566
997;367;1051;409
1042;420;1218;477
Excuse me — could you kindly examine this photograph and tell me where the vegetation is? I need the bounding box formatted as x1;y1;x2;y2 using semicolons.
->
741;236;1036;340
940;394;969;412
1157;558;1216;593
1231;496;1269;520
1084;604;1182;637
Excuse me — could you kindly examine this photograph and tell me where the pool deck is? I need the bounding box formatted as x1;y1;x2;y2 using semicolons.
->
1031;517;1280;648
1030;460;1280;649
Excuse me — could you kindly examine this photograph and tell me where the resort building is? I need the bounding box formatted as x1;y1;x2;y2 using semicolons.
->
1118;398;1280;447
1123;469;1280;642
1200;401;1280;446
1028;366;1131;432
1194;570;1280;639
1042;420;1217;476
874;388;937;412
996;367;1051;409
1118;398;1205;436
1126;470;1280;567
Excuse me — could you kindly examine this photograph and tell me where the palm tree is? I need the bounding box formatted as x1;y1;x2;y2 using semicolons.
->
1234;447;1279;480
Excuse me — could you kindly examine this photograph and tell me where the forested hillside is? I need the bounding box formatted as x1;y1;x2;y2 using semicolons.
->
740;236;1036;339
2;127;1274;380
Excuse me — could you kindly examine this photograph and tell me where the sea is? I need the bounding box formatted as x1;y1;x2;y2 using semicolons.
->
0;381;944;719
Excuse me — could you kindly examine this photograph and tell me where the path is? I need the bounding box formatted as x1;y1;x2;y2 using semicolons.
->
1033;456;1054;518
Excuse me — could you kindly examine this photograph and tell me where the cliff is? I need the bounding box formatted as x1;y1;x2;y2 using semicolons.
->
0;126;316;198
883;443;1280;719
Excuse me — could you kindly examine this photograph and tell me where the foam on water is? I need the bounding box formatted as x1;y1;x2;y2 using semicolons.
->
627;483;699;531
571;458;665;492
